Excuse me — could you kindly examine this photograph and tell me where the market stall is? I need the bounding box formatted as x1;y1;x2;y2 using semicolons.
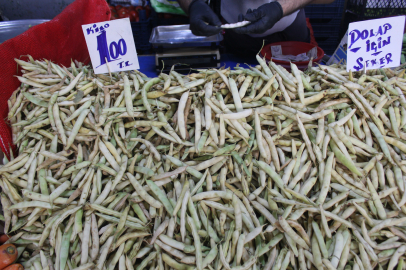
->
1;0;406;270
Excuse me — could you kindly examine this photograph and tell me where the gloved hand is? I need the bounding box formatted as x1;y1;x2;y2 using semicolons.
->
233;2;284;35
189;0;222;36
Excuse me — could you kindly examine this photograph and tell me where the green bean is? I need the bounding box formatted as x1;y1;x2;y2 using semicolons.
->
368;121;394;163
186;216;202;270
23;92;48;107
94;213;145;231
279;216;309;249
167;79;206;95
162;253;194;270
9;201;56;210
127;173;162;208
10;57;406;270
330;139;363;176
317;152;334;205
366;177;386;219
146;180;174;215
269;62;295;87
213;144;235;156
290;63;304;104
165;155;203;179
140;78;160;113
255;160;286;192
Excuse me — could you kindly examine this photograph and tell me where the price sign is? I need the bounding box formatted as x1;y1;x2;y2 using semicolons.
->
82;18;139;74
347;16;405;72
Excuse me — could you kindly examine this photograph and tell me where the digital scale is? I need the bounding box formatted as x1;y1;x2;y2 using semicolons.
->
149;25;223;73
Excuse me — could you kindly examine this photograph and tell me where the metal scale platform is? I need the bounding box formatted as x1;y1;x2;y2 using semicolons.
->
149;24;223;73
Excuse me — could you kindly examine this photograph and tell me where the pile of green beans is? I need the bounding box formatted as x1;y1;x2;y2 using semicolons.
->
3;55;406;270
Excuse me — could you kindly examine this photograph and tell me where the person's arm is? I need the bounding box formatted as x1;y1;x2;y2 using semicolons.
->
178;0;336;16
177;0;192;14
311;0;336;4
234;0;336;35
277;0;336;16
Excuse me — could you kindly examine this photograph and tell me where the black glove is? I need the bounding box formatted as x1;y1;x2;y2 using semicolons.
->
189;0;222;36
233;2;284;35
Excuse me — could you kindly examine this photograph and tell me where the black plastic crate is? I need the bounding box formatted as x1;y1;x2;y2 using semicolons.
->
151;14;189;27
304;0;346;55
306;17;342;52
308;18;342;55
347;0;406;18
310;19;342;55
304;0;346;19
341;0;406;40
131;10;153;54
311;19;341;34
315;37;341;55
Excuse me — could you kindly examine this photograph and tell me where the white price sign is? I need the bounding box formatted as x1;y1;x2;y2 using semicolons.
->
347;16;405;72
82;18;139;74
